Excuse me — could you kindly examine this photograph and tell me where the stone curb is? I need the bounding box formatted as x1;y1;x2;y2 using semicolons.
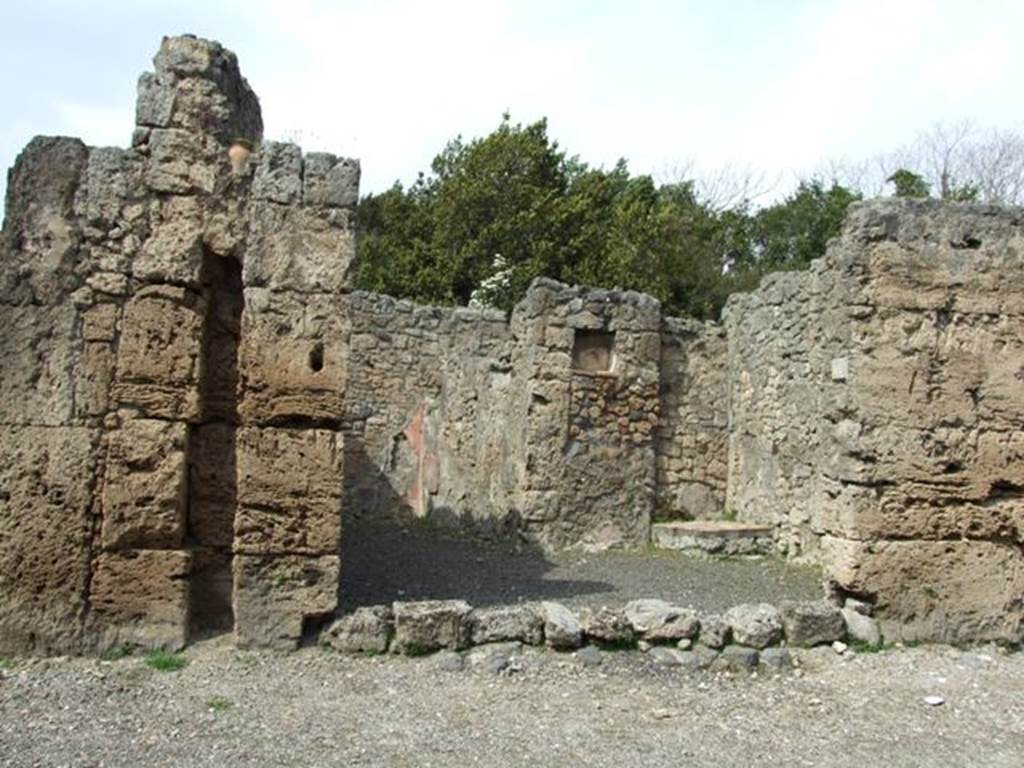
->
319;597;881;668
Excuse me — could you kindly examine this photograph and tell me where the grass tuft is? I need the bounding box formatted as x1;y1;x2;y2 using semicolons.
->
100;644;134;662
206;696;233;712
144;649;188;672
0;656;14;671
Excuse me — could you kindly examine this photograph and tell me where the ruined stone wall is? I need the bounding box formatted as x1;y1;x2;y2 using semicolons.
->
341;292;511;524
0;35;356;653
726;199;1024;643
506;280;662;550
655;318;729;521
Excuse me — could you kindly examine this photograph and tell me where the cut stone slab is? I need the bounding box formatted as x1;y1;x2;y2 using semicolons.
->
651;521;774;556
779;600;846;647
392;600;471;655
715;645;760;672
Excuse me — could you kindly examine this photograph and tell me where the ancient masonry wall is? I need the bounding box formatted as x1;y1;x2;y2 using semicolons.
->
655;318;729;521
0;36;357;653
726;199;1024;643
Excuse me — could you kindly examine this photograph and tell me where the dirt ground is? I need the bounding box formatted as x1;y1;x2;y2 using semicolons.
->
2;639;1022;768
340;519;824;612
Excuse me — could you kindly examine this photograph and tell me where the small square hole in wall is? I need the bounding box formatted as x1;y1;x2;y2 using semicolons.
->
572;329;615;373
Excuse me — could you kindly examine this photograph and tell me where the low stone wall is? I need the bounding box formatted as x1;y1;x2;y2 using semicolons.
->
320;596;883;672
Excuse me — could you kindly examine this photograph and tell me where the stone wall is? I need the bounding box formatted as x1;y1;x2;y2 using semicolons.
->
0;35;356;653
725;199;1024;643
655;318;729;521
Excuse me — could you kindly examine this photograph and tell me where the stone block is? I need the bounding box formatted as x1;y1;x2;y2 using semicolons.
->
321;605;393;654
303;153;360;208
134;195;206;286
697;613;731;649
0;136;88;305
824;536;1024;643
724;603;783;649
243;203;355;293
713;645;760;672
101;418;188;550
113;284;205;420
841;608;882;647
142;128;217;194
237;290;347;425
89;549;192;650
392;600;472;654
232;554;340;649
779;600;846;647
0;303;78;425
541;601;582;649
234;427;342;555
251;142;302;204
582;607;634;645
469;604;544;646
624;599;700;642
0;426;98;653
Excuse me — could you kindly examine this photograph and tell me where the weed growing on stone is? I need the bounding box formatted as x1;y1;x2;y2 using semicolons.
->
206;696;233;712
144;650;188;672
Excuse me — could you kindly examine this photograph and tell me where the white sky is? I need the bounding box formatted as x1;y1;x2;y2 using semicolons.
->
2;0;1022;217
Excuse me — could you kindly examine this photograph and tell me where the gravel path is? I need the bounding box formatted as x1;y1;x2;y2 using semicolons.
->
340;520;823;612
1;640;1022;767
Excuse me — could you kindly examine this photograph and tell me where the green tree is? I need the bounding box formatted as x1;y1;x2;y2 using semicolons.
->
886;168;931;198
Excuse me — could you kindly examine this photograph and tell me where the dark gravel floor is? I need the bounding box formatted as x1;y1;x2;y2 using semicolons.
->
340;519;824;613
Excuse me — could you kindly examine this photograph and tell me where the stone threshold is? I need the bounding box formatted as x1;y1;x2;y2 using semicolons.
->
651;520;775;556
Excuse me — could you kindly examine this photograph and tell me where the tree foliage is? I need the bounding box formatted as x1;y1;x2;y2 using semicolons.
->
357;116;864;319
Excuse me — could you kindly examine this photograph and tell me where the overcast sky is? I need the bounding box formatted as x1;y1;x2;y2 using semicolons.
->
2;0;1022;216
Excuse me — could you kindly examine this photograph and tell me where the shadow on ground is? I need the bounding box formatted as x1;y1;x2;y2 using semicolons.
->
340;516;824;613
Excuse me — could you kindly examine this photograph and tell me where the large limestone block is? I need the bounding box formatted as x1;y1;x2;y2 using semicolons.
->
237;290;347;425
101;419;188;550
0;136;88;305
234;427;342;555
114;284;205;420
823;536;1024;643
0;426;98;653
233;554;340;649
392;600;472;654
243;202;355;293
0;303;78;426
89;549;192;649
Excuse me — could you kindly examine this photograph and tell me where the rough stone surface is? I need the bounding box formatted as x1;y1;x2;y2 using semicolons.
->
583;607;635;646
698;614;731;650
321;606;393;654
542;602;583;649
841;607;883;647
469;605;544;646
392;600;472;654
779;601;846;647
624;599;700;641
715;645;760;672
760;646;793;670
724;604;784;650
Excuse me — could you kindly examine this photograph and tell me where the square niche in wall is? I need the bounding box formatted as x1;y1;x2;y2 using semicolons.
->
572;329;615;373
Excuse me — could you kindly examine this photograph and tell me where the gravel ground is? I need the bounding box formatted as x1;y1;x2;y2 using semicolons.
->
1;639;1022;767
340;520;823;612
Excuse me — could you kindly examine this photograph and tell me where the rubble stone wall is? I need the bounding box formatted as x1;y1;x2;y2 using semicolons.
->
726;199;1024;643
655;318;729;521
